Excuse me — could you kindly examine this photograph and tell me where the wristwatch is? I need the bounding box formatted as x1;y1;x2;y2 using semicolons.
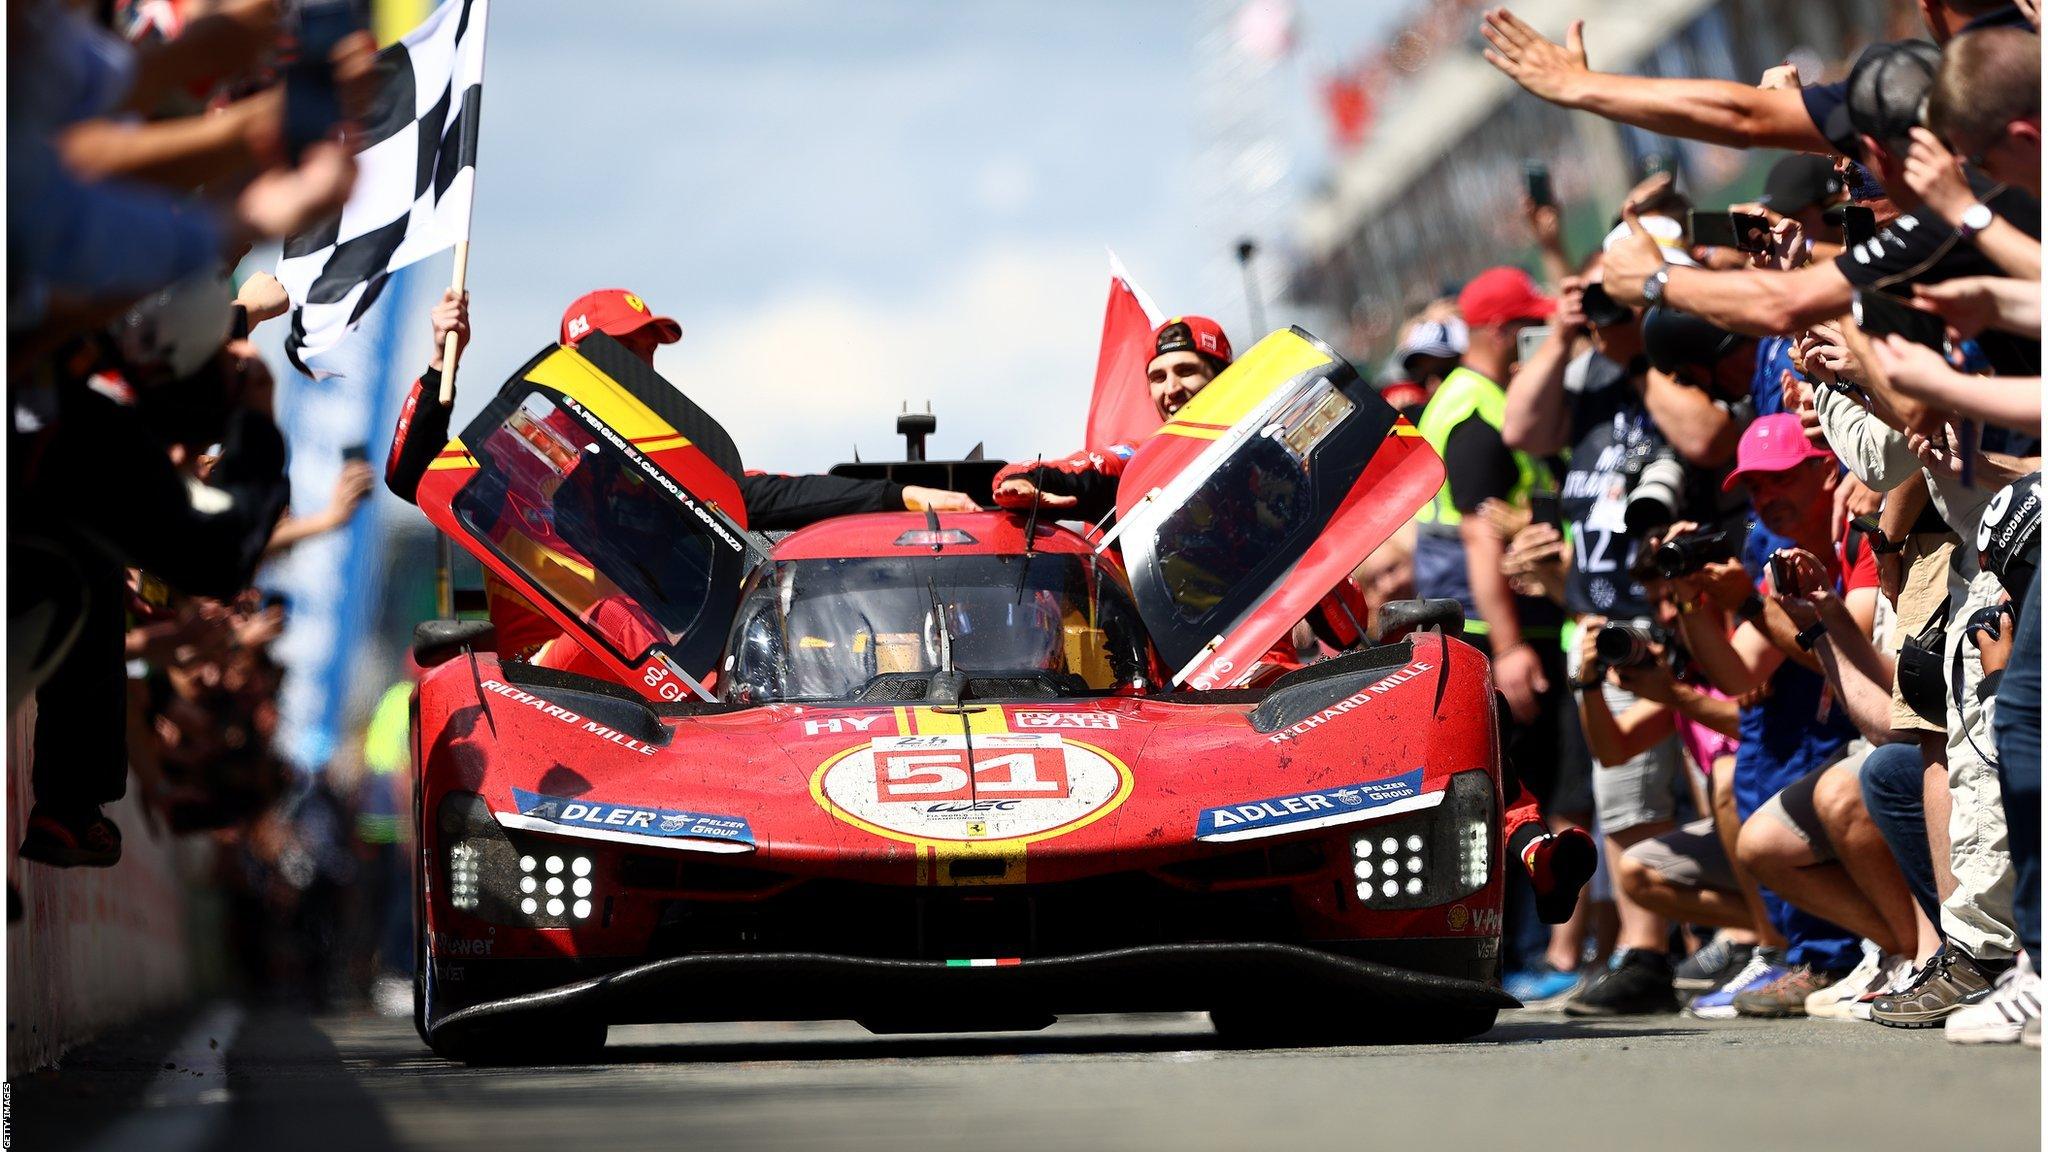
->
1641;266;1671;306
1795;621;1828;651
1736;594;1766;622
1958;202;1994;240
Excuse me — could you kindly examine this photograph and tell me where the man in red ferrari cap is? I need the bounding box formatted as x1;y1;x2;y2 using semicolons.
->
382;287;976;659
989;315;1234;522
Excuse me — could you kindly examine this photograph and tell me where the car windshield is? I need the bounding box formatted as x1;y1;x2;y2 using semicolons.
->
724;552;1152;702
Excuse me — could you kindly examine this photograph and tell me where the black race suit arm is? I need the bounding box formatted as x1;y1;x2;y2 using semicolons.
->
739;472;907;530
384;367;451;506
990;446;1130;524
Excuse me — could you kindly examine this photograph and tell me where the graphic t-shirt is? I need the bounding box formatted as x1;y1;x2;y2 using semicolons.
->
1559;354;1663;618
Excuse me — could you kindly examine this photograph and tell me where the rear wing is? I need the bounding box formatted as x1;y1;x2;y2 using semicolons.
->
415;334;767;702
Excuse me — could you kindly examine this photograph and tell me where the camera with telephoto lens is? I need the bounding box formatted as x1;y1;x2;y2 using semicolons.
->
1619;441;1687;535
1594;623;1665;669
1653;529;1740;579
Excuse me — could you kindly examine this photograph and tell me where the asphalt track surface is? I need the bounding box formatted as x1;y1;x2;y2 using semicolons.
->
13;1006;2040;1152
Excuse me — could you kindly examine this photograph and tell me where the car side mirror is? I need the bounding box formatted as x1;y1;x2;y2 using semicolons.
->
413;619;498;668
1371;598;1465;645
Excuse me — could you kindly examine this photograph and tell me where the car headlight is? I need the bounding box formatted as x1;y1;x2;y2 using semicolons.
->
438;791;601;926
1350;769;1493;909
515;850;597;921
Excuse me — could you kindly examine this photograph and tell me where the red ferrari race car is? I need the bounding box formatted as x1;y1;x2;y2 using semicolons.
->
406;327;1514;1063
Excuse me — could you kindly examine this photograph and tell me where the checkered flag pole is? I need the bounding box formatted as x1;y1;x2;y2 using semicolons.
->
277;0;489;381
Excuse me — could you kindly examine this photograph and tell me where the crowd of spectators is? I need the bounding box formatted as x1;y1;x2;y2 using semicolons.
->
1357;0;2042;1045
7;0;400;1001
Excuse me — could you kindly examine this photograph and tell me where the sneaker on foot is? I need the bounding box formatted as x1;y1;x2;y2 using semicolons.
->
17;806;121;868
1806;948;1896;1020
1674;935;1755;993
1689;948;1786;1019
1565;948;1680;1016
1945;955;2040;1045
1734;963;1845;1018
1506;962;1585;1010
1847;954;1920;1021
1872;946;2007;1029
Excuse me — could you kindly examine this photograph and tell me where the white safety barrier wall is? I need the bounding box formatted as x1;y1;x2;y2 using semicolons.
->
6;705;196;1072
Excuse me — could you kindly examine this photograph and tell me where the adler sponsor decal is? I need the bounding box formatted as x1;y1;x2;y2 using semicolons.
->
480;680;660;755
1194;768;1436;842
1265;659;1435;744
510;788;754;846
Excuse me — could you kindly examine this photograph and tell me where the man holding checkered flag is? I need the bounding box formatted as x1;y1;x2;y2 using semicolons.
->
278;0;489;379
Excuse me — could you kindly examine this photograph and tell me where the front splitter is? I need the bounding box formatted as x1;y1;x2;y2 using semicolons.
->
428;940;1518;1040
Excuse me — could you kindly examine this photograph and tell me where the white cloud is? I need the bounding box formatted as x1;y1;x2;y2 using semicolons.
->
661;244;1112;479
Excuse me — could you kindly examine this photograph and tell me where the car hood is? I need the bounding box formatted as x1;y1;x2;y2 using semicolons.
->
434;638;1489;887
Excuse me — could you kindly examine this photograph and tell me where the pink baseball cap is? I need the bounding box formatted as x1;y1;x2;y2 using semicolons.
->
1721;413;1835;492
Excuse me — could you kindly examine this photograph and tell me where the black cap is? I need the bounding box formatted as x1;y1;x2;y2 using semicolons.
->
1759;153;1844;215
1845;40;1942;156
1641;306;1743;373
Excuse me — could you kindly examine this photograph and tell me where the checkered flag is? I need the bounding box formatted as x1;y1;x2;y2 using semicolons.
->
277;0;489;375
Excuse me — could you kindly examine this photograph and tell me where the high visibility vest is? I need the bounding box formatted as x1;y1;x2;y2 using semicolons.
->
1414;366;1552;531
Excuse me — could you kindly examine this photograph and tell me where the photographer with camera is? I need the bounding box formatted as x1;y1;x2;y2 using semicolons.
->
1664;416;1879;1016
1746;545;1938;1014
1501;263;1701;1014
1574;547;1788;1016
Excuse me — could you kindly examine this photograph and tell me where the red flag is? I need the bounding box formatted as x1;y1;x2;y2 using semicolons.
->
1083;251;1166;449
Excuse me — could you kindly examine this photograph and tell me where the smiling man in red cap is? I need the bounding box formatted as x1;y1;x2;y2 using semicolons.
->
991;315;1234;520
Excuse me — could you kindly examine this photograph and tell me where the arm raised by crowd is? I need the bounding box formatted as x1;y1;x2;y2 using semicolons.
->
1499;278;1582;455
57;89;282;190
1866;336;2042;434
1640;366;1741;467
1479;9;1829;152
1912;276;2043;342
1903;130;2041;283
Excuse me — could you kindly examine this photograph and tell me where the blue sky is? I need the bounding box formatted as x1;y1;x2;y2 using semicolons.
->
341;0;1411;474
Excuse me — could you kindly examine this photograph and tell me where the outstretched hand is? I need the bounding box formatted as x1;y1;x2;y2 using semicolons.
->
903;486;980;514
1480;9;1590;105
